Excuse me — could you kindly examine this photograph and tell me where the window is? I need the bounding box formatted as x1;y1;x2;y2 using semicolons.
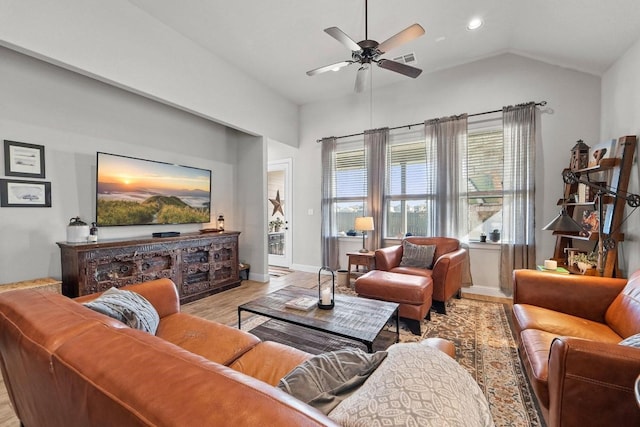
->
384;129;431;238
333;139;366;234
466;116;503;240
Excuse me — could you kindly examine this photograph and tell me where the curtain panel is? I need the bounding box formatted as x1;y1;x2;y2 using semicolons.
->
321;137;339;270
425;115;469;238
365;128;388;251
500;103;537;294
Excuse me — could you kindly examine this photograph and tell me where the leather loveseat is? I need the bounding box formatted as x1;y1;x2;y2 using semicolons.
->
374;237;467;313
512;269;640;427
0;278;478;426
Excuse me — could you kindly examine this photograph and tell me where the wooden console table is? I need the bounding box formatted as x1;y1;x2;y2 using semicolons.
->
346;251;376;283
57;231;240;303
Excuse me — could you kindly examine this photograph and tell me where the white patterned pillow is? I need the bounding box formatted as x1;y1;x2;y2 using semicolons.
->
328;342;494;427
620;333;640;348
400;240;436;268
83;287;160;335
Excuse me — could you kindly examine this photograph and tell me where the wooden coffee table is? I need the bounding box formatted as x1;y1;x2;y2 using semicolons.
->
238;287;399;352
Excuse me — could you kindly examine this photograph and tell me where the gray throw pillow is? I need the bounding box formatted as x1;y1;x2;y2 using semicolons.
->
399;240;436;268
83;287;160;335
277;348;387;415
619;333;640;348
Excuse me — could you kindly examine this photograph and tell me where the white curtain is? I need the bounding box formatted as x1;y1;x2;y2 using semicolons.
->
500;103;537;294
425;114;469;237
365;128;388;250
321;137;339;270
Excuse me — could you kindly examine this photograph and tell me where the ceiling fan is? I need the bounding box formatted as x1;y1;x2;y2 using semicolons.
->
306;0;425;92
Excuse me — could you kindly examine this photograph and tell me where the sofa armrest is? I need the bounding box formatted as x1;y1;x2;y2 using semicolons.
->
375;245;402;271
74;278;181;319
547;336;640;427
512;269;627;322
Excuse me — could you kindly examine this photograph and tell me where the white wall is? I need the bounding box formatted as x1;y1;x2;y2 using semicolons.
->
601;37;640;274
0;47;244;283
0;0;299;147
293;53;602;276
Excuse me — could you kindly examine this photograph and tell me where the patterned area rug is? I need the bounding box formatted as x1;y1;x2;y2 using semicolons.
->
242;284;544;427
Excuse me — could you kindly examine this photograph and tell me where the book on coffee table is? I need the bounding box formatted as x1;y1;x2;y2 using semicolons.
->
285;296;317;311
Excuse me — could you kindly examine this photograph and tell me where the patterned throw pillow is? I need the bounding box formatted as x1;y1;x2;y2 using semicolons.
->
399;240;436;269
83;287;160;335
619;333;640;348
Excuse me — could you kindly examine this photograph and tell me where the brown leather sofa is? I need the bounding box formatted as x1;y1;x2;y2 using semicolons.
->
0;278;455;426
512;269;640;427
374;237;466;313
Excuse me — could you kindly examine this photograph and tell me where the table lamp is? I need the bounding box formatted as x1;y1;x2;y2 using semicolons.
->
354;216;374;253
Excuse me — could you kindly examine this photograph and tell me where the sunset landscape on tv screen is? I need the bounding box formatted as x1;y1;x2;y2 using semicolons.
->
96;152;211;226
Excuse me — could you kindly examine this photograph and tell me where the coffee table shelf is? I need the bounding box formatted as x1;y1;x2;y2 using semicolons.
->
238;287;398;352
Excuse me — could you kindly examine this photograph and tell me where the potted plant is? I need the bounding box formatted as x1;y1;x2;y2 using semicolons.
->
572;251;598;274
269;218;284;232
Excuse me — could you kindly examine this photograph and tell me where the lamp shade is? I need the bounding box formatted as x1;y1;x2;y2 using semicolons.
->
354;216;374;231
542;209;583;232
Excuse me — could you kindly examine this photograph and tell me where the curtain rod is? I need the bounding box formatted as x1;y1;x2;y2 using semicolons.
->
316;100;547;143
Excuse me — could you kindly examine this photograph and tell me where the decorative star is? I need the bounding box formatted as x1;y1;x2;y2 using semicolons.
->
269;190;284;216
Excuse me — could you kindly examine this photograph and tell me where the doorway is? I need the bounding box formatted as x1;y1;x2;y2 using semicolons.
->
267;159;292;268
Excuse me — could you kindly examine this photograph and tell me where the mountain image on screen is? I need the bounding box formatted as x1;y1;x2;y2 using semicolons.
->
96;153;211;226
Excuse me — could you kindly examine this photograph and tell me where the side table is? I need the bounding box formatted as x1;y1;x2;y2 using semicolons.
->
346;251;376;283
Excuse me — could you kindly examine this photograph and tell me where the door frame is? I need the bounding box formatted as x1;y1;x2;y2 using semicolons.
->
267;158;292;268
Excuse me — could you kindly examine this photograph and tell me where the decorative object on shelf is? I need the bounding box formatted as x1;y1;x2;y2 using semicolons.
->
542;206;583;232
269;190;284;216
217;214;225;231
543;259;558;270
4;140;45;178
489;229;501;242
346;229;357;236
0;179;52;207
66;217;90;243
479;232;487;242
354;216;374;253
269;217;284;232
569;139;590;171
317;267;335;310
588;139;616;167
88;222;98;242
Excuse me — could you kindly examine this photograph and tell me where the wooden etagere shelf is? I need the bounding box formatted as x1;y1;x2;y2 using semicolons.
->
552;135;636;277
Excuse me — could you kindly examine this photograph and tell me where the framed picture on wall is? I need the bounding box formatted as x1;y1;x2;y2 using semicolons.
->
0;179;52;207
4;140;45;178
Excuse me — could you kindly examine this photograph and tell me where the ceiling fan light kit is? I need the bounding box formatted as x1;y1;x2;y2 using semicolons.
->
307;0;425;91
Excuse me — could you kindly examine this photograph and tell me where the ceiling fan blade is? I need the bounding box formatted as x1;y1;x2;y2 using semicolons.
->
306;60;353;76
324;27;362;52
377;59;423;78
354;65;371;93
377;23;425;54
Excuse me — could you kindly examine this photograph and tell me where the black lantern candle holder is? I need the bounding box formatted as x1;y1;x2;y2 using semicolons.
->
317;267;335;310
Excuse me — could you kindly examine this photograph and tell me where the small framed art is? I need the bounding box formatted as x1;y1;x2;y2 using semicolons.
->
4;140;45;178
0;179;51;207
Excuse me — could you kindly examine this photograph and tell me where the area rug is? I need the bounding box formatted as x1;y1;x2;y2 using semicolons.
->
240;292;543;427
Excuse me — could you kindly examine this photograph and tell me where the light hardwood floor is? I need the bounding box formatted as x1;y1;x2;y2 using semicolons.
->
0;271;316;426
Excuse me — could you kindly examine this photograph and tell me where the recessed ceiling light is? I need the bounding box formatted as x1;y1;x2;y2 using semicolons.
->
435;36;446;42
467;18;483;31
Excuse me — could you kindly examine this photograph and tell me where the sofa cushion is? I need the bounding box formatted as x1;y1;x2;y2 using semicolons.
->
399;240;436;268
230;341;311;386
328;342;493;426
512;304;622;342
156;312;260;366
277;348;388;415
83;287;160;334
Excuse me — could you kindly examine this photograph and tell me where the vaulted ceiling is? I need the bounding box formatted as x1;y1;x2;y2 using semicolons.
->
128;0;640;106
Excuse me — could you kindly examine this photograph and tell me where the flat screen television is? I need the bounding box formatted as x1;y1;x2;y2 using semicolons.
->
96;152;211;227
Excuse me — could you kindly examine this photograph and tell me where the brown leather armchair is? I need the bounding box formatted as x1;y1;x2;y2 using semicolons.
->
374;237;467;313
512;269;640;427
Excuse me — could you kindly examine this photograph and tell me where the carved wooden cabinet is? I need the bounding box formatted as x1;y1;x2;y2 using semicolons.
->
57;231;241;303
